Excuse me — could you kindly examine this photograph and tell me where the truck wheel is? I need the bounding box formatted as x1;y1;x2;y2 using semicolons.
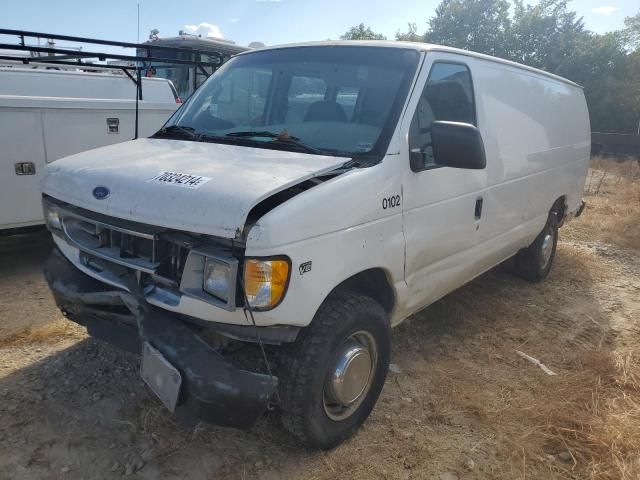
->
514;213;558;282
278;292;390;449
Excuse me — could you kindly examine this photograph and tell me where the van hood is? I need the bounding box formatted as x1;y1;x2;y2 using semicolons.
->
43;138;346;239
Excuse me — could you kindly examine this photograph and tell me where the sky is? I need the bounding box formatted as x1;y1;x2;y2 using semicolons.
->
1;0;638;49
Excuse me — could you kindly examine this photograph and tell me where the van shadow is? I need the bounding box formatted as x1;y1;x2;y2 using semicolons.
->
393;244;614;363
0;336;308;480
0;244;614;479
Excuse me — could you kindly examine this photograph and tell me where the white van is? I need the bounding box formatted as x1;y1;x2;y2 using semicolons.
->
0;67;179;231
41;41;589;449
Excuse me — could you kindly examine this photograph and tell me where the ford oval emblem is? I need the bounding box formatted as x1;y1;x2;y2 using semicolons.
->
92;186;110;200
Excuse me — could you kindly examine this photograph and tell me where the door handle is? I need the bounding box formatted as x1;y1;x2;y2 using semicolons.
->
15;162;36;175
474;197;483;220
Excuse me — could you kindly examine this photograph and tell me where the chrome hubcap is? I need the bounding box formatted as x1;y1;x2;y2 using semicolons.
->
323;331;377;421
540;231;554;268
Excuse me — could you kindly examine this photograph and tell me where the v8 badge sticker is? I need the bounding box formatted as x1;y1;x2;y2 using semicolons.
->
299;261;312;275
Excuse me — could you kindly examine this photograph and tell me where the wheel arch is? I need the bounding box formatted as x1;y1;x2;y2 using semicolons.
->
550;195;567;225
326;267;396;316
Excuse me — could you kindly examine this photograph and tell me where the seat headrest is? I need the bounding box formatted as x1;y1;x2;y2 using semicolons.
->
304;101;348;122
425;82;474;124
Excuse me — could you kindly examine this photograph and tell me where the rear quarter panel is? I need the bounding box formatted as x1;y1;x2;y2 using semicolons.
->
472;59;590;258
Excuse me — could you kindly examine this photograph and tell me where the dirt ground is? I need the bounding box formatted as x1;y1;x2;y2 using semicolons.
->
0;160;638;480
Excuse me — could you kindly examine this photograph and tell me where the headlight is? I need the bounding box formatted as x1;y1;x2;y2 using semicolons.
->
243;258;290;310
43;200;62;230
203;258;233;303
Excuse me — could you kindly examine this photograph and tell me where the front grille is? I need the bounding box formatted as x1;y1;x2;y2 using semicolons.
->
61;214;190;285
156;242;190;284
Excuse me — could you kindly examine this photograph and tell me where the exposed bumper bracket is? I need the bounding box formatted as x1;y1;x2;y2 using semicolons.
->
44;249;277;429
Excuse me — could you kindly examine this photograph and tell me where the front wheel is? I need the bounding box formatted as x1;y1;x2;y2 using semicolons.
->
513;213;559;282
278;292;390;449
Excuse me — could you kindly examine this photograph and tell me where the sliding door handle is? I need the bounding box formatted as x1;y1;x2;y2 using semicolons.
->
474;197;484;220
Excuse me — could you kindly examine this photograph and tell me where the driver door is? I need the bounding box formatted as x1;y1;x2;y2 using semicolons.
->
401;54;489;313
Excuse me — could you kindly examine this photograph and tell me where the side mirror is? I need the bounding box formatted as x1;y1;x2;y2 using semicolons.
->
431;121;486;170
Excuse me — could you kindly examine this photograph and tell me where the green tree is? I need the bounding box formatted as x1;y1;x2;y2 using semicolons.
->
422;0;639;133
425;0;512;57
623;12;640;49
510;0;586;71
396;23;423;42
559;32;635;132
340;23;387;40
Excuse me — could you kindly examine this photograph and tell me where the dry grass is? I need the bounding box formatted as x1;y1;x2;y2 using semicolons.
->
495;157;640;479
565;157;640;250
550;351;640;479
0;317;85;347
493;351;640;479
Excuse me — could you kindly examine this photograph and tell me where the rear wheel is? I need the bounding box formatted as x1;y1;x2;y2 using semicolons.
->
514;213;558;282
278;292;390;449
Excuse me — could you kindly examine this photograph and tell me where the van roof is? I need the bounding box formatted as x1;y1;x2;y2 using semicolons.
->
239;40;582;89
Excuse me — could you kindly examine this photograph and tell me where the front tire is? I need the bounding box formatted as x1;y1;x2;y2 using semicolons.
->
278;292;390;449
514;213;559;282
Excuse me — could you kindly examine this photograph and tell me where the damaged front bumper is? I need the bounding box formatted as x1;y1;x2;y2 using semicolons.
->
44;249;277;429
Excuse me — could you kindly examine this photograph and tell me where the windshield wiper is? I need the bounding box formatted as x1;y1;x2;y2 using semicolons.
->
154;125;199;139
225;130;327;155
226;130;292;139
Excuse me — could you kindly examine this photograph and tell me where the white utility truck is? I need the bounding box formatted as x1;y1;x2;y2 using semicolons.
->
42;41;590;449
0;68;179;231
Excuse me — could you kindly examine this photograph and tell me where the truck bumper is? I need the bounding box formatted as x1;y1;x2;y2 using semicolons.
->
43;249;277;429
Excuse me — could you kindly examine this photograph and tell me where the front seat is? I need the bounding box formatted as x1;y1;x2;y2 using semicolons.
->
304;101;348;122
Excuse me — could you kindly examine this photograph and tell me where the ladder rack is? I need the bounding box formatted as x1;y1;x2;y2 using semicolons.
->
0;28;226;138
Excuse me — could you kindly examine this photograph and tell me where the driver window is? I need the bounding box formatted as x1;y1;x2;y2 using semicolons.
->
409;62;475;169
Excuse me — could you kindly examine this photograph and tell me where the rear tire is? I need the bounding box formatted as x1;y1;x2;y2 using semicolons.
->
278;292;390;450
514;213;558;282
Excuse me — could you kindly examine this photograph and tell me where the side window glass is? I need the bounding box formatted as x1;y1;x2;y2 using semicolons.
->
409;62;475;169
285;76;327;122
336;86;359;121
250;69;272;119
208;68;272;126
217;76;232;103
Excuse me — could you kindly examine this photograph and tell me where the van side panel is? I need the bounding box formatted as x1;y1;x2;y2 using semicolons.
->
473;60;590;262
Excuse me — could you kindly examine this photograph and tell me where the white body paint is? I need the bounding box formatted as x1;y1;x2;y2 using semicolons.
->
42;42;590;329
0;67;178;230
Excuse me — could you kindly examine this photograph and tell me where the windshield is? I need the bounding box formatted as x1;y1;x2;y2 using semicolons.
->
163;46;420;159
